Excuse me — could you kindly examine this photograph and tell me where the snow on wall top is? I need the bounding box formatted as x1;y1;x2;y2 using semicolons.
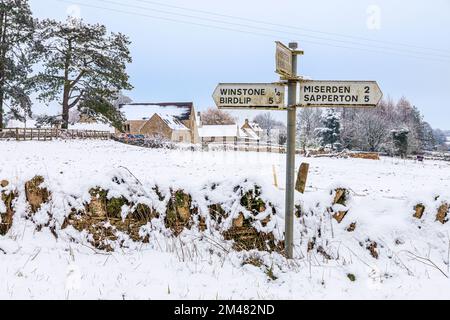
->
198;125;239;138
120;103;193;122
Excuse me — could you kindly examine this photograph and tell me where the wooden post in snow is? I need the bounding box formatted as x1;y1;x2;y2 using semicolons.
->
272;165;279;188
295;163;310;194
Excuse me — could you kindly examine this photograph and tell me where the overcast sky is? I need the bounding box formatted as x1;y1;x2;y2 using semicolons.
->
29;0;450;129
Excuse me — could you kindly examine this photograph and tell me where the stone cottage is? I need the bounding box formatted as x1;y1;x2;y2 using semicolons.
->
119;102;200;144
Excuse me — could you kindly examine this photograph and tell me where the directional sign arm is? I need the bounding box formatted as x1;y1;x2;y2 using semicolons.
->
213;83;286;110
299;80;383;108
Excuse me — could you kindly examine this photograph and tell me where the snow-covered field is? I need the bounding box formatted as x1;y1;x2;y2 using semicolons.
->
1;140;450;300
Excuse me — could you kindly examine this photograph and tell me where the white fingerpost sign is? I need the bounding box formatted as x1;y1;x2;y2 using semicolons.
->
213;83;286;110
299;80;383;108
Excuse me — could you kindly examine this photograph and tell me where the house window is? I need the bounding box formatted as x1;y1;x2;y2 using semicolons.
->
179;136;184;142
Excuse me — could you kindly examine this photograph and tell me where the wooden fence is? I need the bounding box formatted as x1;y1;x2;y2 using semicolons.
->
0;128;111;141
203;139;295;154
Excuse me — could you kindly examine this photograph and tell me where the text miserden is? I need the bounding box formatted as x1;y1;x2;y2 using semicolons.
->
303;85;359;103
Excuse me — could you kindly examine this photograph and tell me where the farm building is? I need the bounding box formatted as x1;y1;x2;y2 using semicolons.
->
198;125;241;145
198;124;263;147
119;102;200;144
241;119;264;140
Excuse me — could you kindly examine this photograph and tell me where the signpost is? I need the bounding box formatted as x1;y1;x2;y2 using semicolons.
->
299;80;383;108
213;41;383;259
275;41;294;78
213;83;286;110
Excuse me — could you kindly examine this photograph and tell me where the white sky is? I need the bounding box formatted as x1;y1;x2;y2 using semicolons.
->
30;0;450;129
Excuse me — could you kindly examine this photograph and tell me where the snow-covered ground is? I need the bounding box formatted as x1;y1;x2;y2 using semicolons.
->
1;140;450;300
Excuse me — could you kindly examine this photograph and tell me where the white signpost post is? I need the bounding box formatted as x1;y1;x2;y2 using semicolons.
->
213;42;383;259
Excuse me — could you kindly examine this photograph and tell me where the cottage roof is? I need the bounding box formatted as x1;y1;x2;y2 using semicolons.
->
155;113;189;131
249;122;263;132
241;128;260;140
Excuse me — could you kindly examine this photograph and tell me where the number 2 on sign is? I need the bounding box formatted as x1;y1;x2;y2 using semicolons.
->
364;86;370;102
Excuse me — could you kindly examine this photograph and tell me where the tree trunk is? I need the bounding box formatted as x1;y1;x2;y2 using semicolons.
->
62;87;70;129
0;90;4;129
0;11;5;129
61;40;72;130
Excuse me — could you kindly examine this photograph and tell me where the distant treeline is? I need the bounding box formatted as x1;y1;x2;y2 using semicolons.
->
296;97;449;154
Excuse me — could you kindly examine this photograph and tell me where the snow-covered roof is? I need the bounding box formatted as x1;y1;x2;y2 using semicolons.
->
198;125;239;138
7;118;115;132
120;103;193;122
6;119;39;128
241;128;260;140
249;122;263;132
156;113;189;131
69;122;116;133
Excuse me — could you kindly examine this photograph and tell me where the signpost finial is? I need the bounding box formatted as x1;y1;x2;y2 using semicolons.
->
288;42;298;50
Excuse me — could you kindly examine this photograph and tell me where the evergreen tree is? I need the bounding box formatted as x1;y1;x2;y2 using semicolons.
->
316;109;341;150
35;18;133;129
392;129;409;158
0;0;36;128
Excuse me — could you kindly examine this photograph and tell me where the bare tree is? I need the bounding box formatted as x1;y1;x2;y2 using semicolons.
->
354;109;390;152
297;108;321;150
201;108;236;125
253;112;284;141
